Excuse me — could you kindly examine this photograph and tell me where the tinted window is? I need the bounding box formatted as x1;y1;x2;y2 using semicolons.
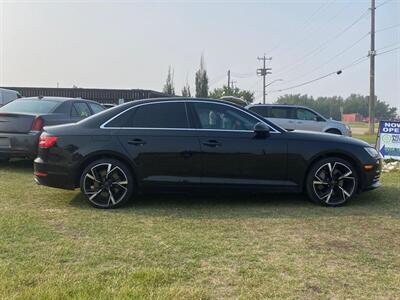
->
72;102;92;118
193;102;258;131
0;100;59;113
129;102;188;128
296;108;318;121
88;103;105;114
270;107;291;119
249;106;268;117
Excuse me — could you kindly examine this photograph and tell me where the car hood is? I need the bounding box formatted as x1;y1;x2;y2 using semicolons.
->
285;130;370;147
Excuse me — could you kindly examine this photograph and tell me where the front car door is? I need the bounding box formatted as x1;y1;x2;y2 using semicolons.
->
115;101;202;188
188;101;290;189
269;106;295;131
295;107;325;132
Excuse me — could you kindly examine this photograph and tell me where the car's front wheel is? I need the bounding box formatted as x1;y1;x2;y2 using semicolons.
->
306;157;358;206
80;158;134;209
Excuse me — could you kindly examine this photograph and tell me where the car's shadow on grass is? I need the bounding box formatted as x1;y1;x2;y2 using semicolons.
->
68;188;396;219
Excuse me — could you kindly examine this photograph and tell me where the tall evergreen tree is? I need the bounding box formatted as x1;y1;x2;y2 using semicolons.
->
195;55;209;98
182;82;191;97
162;66;175;95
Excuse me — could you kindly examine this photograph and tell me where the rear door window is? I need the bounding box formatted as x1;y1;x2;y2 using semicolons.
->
72;102;92;118
128;102;189;128
248;106;269;117
270;107;290;119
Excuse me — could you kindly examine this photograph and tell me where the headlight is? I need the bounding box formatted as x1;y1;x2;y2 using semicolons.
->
364;147;379;158
345;124;351;131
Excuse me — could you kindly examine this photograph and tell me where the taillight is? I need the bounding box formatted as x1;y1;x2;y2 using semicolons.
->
31;116;44;131
39;134;58;149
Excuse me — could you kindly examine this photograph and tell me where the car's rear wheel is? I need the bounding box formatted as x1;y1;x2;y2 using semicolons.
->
80;158;134;209
306;157;358;206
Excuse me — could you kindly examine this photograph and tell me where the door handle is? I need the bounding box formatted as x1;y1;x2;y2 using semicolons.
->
288;120;294;123
202;140;221;147
128;138;146;146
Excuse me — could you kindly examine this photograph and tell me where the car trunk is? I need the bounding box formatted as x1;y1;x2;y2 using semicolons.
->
0;113;37;133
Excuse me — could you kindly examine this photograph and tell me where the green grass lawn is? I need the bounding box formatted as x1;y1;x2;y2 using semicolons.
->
352;133;378;145
0;160;399;299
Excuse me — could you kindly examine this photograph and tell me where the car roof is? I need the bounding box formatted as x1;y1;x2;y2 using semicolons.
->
247;104;311;109
124;97;244;108
16;96;100;104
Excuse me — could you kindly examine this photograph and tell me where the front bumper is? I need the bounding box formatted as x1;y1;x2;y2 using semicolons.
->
0;132;41;159
34;157;76;190
361;158;382;191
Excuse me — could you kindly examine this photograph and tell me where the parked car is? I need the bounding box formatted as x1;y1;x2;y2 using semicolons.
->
102;103;117;109
34;98;381;209
0;88;22;107
246;104;352;136
0;97;105;161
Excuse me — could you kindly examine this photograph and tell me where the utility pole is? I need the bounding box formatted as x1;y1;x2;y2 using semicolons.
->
257;55;272;104
369;0;376;135
231;80;237;90
227;70;231;90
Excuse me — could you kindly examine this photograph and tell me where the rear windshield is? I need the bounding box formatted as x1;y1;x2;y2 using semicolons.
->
0;100;59;113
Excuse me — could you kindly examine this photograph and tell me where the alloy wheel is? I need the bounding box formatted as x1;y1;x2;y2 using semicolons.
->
83;163;129;207
312;162;356;205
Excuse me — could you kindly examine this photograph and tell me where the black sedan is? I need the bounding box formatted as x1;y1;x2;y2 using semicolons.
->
0;97;104;160
34;98;382;208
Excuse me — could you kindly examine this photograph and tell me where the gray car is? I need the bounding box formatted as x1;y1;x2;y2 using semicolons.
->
0;97;105;161
246;104;352;136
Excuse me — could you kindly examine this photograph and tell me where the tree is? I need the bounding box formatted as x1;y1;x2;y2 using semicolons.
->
181;83;191;97
195;55;209;98
275;93;397;121
209;85;255;103
162;66;175;95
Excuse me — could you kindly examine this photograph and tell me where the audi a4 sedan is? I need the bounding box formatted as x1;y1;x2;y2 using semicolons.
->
0;97;104;161
34;98;382;209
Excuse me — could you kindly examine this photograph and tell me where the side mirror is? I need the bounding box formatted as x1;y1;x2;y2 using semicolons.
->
254;122;270;138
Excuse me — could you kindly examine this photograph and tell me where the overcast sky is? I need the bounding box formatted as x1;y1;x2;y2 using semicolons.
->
0;0;399;109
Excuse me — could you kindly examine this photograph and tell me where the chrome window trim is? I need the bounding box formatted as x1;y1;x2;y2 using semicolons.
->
100;100;280;133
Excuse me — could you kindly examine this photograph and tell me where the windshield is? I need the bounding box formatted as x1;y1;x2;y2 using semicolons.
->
0;100;60;114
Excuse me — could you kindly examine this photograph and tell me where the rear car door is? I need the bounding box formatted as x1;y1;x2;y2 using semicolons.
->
189;102;288;187
115;101;202;187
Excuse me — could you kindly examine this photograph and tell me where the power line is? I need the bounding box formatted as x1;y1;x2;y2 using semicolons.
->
272;2;351;59
376;0;393;9
375;23;400;33
279;32;370;86
376;46;400;56
266;0;336;54
269;56;368;93
274;9;370;76
376;42;400;51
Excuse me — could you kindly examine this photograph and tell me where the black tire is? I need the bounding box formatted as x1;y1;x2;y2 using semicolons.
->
80;158;134;209
305;157;358;207
326;129;342;135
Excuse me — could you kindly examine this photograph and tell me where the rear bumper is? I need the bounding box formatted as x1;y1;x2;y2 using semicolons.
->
34;157;76;190
0;132;40;159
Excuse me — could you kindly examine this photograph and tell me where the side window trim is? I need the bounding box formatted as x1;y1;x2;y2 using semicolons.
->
100;100;280;133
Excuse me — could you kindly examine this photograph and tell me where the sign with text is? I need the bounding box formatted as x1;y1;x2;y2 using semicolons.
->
377;121;400;159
